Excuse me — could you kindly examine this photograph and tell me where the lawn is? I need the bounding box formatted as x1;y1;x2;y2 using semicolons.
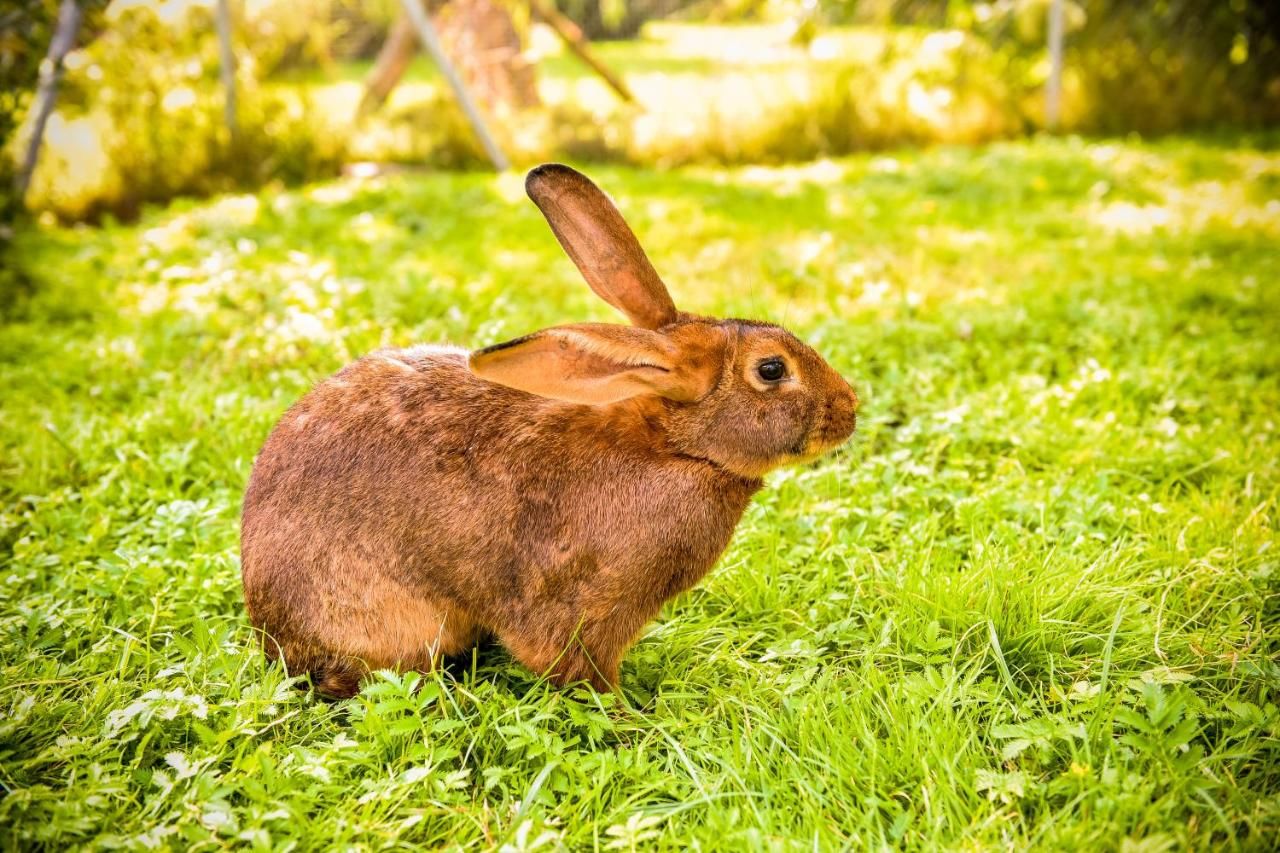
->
2;135;1278;849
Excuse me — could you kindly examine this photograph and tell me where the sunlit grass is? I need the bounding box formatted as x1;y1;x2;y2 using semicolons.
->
2;136;1278;848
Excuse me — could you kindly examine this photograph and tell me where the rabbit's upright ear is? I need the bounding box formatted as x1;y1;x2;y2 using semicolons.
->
470;323;713;404
526;164;679;330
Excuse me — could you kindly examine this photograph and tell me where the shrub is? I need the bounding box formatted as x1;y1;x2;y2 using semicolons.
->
23;0;348;222
554;27;1020;166
556;0;696;39
1;0;52;226
957;0;1280;132
1069;0;1280;133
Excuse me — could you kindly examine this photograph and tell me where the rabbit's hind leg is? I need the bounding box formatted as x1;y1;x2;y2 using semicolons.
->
310;655;367;699
261;637;366;699
498;625;620;691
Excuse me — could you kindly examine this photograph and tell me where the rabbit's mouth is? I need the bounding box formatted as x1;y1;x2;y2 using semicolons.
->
785;419;856;468
798;392;858;460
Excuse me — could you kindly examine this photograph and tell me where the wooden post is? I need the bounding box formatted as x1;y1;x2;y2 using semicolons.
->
527;0;634;104
398;0;510;171
215;0;238;140
358;14;418;118
1046;0;1064;130
15;0;82;202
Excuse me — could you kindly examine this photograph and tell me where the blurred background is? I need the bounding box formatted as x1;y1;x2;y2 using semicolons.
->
3;0;1278;226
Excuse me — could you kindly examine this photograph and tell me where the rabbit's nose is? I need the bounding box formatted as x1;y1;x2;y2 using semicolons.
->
828;385;858;440
839;384;860;412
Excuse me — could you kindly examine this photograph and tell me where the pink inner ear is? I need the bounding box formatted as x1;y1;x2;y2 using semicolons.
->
469;327;676;405
559;347;665;381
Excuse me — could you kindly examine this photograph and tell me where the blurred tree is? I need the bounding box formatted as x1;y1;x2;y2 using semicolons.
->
1;0;108;313
1069;0;1280;132
528;0;634;100
360;12;423;115
434;0;540;109
1;0;108;225
556;0;695;39
21;0;349;222
956;0;1280;131
360;0;539;117
330;0;401;60
1;0;54;220
801;0;1280;130
358;0;639;120
0;0;50;309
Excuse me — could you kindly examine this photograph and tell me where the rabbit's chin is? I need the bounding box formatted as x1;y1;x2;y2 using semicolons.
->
722;438;853;479
786;431;856;469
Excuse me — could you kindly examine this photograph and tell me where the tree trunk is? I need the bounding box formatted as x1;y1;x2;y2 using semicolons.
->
215;0;237;139
359;0;539;118
398;0;510;170
528;0;633;103
358;14;419;118
433;0;539;111
1046;0;1065;130
15;0;82;202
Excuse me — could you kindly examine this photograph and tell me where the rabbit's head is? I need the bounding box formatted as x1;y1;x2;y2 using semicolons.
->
470;164;858;479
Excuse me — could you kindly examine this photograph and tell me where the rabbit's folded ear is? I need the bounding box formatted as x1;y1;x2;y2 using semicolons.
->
469;323;708;405
526;164;679;331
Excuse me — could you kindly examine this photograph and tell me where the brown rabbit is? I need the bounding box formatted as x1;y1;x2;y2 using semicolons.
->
241;164;858;697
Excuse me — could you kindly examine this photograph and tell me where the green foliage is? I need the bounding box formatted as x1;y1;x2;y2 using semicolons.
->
1067;0;1280;133
0;0;107;232
23;21;1030;221
556;0;694;39
25;0;348;222
775;0;1280;131
326;0;401;60
1116;684;1204;775
3;135;1279;847
949;0;1280;132
12;1;1280;223
552;28;1021;166
0;0;108;326
0;0;54;224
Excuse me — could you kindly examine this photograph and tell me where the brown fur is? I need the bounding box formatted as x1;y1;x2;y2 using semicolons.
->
241;165;857;697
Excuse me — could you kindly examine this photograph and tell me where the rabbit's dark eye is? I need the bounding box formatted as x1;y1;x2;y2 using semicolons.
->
757;359;787;382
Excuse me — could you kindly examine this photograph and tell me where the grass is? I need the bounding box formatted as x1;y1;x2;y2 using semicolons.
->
2;134;1279;848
